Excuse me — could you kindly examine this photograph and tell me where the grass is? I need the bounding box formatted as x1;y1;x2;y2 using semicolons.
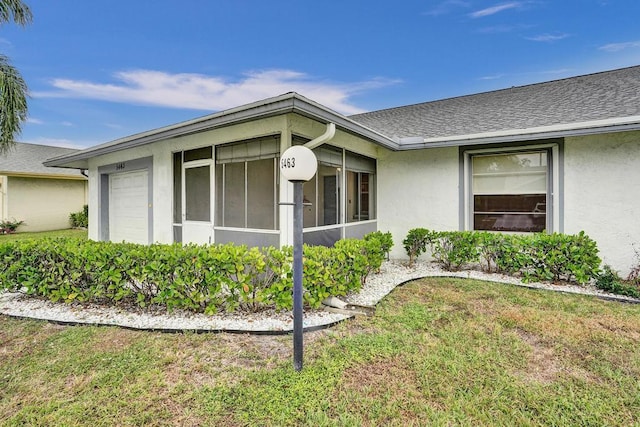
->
1;277;639;426
0;228;87;241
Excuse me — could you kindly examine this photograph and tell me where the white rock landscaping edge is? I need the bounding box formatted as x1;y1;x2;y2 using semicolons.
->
1;260;638;334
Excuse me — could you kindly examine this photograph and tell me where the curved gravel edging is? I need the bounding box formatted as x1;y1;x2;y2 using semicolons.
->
1;260;638;334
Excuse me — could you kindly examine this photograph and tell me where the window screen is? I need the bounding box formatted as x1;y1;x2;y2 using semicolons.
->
472;151;548;232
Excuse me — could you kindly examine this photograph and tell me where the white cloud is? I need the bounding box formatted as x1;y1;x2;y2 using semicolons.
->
61;121;73;127
526;33;570;42
424;0;470;16
477;23;533;34
599;40;640;52
34;69;400;116
479;73;506;80
477;24;518;33
470;2;523;18
26;117;44;124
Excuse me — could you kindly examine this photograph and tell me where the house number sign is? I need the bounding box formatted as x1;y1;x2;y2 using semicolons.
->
279;146;318;182
115;162;126;170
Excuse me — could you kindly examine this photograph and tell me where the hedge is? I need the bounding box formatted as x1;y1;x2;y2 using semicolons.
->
403;228;601;284
0;232;391;314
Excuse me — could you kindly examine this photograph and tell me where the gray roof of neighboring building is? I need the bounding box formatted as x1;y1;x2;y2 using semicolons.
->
349;65;640;143
0;142;86;178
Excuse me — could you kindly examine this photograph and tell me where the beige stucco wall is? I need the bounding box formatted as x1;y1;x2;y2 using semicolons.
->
87;113;380;245
564;130;640;276
378;134;640;274
377;146;460;259
5;176;87;232
83;113;640;275
87;115;293;243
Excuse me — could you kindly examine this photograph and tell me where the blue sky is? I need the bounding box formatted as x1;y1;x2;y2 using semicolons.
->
3;0;640;149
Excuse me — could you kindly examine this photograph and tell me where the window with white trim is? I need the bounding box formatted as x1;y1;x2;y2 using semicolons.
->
471;150;549;232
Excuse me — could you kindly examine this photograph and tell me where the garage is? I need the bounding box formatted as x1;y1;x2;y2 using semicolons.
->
109;169;149;244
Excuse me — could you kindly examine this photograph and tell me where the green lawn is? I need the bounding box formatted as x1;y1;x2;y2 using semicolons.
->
0;228;87;241
1;277;639;426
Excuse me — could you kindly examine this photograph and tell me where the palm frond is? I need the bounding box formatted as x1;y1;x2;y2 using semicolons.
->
0;54;28;153
0;0;33;26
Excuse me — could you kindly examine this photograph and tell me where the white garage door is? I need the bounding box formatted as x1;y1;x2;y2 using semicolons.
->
109;170;149;244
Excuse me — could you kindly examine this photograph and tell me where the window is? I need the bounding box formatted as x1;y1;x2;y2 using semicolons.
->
299;143;377;228
346;152;376;222
471;150;548;232
215;137;279;230
302;145;342;227
172;152;182;224
347;172;374;222
185;165;211;221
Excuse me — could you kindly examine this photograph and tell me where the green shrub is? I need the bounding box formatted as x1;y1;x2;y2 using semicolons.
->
69;205;88;228
300;238;385;308
403;228;433;265
0;218;24;234
430;231;480;271
260;246;293;310
518;231;601;284
364;230;394;260
401;228;602;285
596;265;640;299
475;232;525;274
0;236;382;314
491;234;529;275
627;245;640;286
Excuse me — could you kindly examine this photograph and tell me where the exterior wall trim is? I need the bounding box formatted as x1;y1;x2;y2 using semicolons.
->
459;139;564;233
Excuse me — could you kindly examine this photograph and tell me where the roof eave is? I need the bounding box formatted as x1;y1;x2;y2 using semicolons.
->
397;116;640;150
44;93;398;169
0;171;87;180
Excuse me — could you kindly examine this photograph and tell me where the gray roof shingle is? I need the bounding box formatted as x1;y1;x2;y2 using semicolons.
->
349;65;640;141
0;142;85;177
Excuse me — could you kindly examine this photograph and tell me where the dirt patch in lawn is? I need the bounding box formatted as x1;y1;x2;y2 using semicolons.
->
161;329;330;388
0;319;67;362
513;329;562;384
333;357;427;424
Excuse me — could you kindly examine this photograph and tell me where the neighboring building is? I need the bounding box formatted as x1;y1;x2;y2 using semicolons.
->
45;65;640;275
1;143;88;232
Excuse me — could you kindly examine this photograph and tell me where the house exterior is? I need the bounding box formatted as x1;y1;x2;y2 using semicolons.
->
45;65;640;275
1;143;88;232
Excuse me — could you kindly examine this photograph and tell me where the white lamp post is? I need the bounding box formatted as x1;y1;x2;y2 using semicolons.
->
280;145;318;371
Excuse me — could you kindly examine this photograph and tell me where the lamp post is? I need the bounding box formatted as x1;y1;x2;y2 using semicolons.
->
280;145;318;372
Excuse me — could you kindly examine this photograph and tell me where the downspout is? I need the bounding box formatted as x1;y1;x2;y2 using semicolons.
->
304;123;336;150
80;169;89;206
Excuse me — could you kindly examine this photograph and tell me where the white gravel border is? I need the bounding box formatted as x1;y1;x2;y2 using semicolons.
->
1;260;638;333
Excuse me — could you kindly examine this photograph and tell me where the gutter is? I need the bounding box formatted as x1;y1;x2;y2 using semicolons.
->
0;171;87;180
44;93;398;169
396;115;640;150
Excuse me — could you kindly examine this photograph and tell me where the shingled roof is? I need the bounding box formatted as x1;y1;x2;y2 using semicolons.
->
0;142;86;178
349;65;640;143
